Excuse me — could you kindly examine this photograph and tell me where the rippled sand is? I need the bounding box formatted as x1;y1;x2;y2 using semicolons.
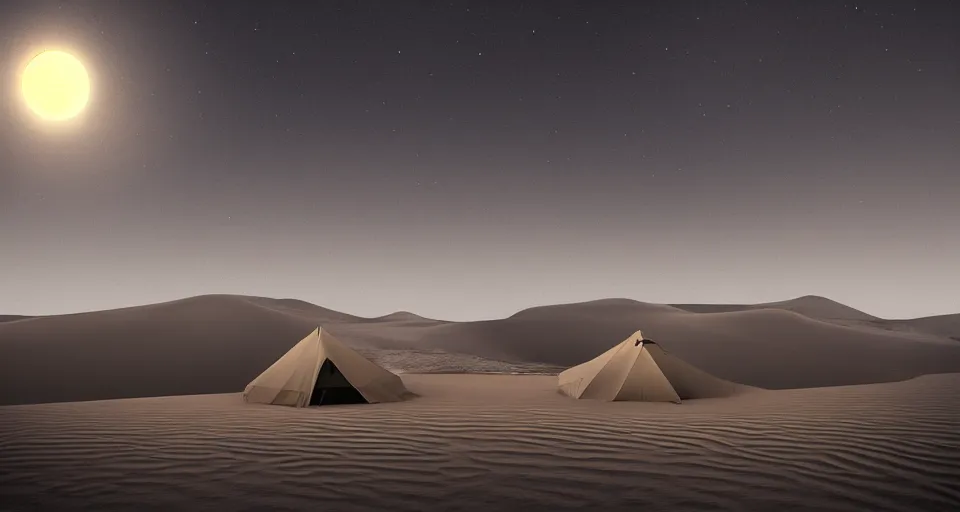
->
2;374;959;511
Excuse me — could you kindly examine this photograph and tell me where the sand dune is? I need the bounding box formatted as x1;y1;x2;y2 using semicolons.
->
240;296;366;323
674;298;960;341
879;314;960;341
369;311;449;324
418;302;960;389
0;295;517;405
671;295;880;321
0;295;332;405
1;373;958;511
3;294;960;405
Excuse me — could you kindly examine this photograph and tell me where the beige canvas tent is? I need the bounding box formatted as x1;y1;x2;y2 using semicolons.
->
558;330;744;403
243;327;411;407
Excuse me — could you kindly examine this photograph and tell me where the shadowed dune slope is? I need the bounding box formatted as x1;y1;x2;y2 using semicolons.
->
882;314;960;341
1;373;958;512
673;297;960;341
0;316;30;324
0;295;498;405
3;295;960;405
0;295;333;405
671;295;879;321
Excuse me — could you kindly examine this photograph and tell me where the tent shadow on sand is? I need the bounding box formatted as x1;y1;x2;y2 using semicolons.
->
558;330;756;403
243;327;416;408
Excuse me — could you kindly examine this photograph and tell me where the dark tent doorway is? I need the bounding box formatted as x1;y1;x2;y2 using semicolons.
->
309;359;369;406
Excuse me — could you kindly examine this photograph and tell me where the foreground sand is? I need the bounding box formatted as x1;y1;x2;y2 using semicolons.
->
2;374;959;511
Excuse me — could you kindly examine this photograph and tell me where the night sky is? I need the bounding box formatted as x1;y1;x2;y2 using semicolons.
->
1;0;957;320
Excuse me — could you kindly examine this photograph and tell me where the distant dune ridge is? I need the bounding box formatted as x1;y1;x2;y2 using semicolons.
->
879;313;960;341
671;294;881;321
1;294;959;405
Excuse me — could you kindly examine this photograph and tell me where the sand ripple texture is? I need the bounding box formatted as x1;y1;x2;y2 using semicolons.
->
1;373;959;512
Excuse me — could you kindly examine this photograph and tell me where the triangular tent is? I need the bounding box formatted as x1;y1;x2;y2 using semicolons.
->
243;327;410;407
558;330;744;403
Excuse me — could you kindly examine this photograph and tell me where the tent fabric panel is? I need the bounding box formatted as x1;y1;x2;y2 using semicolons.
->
557;336;633;398
614;347;681;403
644;344;743;399
578;341;641;401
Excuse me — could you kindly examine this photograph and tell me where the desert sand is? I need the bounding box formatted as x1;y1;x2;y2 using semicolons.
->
2;295;959;510
1;373;959;511
2;294;960;405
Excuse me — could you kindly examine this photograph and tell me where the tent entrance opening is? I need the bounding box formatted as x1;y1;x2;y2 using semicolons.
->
309;359;368;406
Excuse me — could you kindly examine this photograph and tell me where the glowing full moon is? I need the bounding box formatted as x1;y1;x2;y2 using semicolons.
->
21;50;91;121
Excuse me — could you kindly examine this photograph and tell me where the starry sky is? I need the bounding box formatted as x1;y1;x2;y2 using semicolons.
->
1;0;958;320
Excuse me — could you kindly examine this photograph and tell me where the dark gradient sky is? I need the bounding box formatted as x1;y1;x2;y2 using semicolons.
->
1;0;958;320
